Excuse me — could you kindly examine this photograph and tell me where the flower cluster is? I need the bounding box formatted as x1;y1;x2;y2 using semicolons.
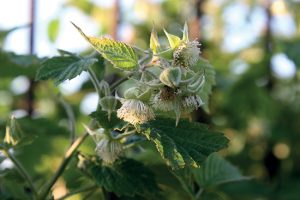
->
114;24;206;126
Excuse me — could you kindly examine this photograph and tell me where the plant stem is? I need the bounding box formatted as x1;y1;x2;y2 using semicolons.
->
195;188;204;199
110;72;134;93
115;130;136;139
38;132;89;199
57;93;76;145
4;149;38;199
57;184;98;200
88;68;102;98
133;45;151;54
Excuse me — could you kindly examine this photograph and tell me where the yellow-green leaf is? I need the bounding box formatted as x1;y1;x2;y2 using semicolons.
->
164;29;181;49
182;22;189;42
72;22;138;70
150;28;160;54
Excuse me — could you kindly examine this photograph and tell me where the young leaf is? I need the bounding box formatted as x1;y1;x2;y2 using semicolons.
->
91;158;161;198
193;153;251;188
35;54;97;85
3;116;23;146
192;58;216;112
163;29;181;48
140;118;229;169
150;28;160;54
72;23;138;70
182;22;189;42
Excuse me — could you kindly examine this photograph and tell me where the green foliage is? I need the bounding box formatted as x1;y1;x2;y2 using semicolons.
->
90;110;123;129
141;118;229;169
193;153;251;188
164;29;181;48
35;53;97;85
192;58;216;112
150;28;160;54
72;23;139;70
0;50;41;78
91;158;161;199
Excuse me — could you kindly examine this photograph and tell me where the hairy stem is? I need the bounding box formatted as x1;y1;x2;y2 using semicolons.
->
4;149;38;199
195;188;204;199
110;72;134;93
88;68;102;98
57;93;76;144
57;184;98;200
38;132;89;199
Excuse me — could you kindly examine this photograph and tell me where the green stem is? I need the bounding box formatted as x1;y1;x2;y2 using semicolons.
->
132;46;151;54
57;93;76;145
88;68;102;98
57;184;98;200
4;149;38;199
115;130;136;140
38;132;89;199
110;72;134;93
195;188;204;199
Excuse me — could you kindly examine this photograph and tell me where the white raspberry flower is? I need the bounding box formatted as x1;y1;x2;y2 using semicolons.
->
117;99;155;125
173;41;201;68
96;138;123;164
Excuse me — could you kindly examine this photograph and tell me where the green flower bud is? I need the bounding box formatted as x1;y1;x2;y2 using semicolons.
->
159;67;182;88
99;96;118;120
124;87;139;99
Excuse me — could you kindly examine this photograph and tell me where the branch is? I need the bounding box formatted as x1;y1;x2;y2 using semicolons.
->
195;188;204;199
4;149;38;199
88;68;102;98
57;93;76;144
38;132;89;199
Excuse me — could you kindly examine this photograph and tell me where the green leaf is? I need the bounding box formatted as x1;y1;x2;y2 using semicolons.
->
35;54;97;85
140;118;229;169
193;153;251;188
72;23;138;70
192;58;216;112
0;50;41;78
91;158;161;198
164;29;181;49
47;19;60;42
90;110;124;130
150;28;160;54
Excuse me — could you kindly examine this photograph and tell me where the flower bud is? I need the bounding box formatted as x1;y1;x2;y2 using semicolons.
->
173;41;200;68
117;99;155;125
159;67;182;88
96;138;123;164
99;96;118;120
124;87;139;99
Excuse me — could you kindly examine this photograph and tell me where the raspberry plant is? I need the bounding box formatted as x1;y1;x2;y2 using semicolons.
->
0;23;250;200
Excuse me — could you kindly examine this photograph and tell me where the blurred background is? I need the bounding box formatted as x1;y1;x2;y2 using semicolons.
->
1;0;300;199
